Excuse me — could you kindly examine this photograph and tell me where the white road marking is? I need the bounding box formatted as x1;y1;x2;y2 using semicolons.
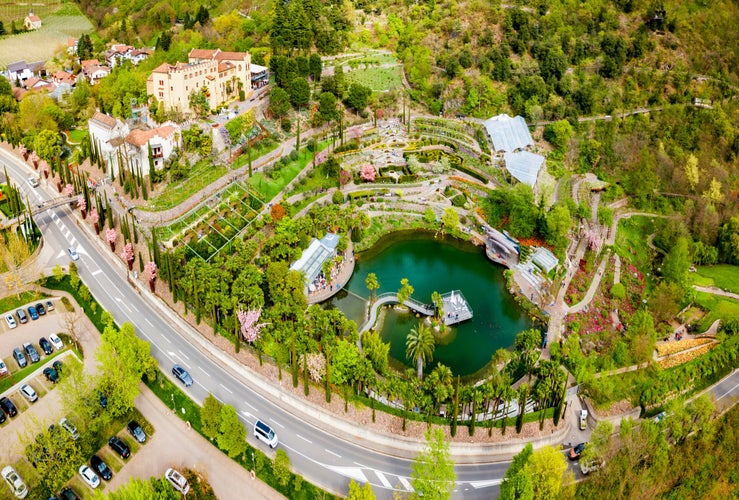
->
398;477;414;491
469;479;503;488
375;470;392;488
323;465;367;483
272;419;284;429
242;401;256;411
115;297;132;313
324;449;341;458
162;335;172;344
219;383;233;394
295;434;312;444
130;303;139;312
178;350;190;360
198;367;210;377
716;381;739;400
91;269;103;276
145;318;154;327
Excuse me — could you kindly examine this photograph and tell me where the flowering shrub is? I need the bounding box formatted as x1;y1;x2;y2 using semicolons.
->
106;228;117;244
303;353;325;382
655;338;713;357
237;308;267;343
63;184;74;196
657;343;717;369
360;165;376;181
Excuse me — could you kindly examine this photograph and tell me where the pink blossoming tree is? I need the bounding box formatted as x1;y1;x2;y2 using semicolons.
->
63;184;74;197
144;261;158;292
237;308;268;344
77;198;87;219
89;207;99;233
106;228;117;252
53;172;61;193
121;243;134;271
360;165;376;182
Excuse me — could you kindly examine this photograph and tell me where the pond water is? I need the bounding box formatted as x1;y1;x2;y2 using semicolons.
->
328;231;532;377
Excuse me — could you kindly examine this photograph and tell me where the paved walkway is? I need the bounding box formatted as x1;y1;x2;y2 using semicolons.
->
693;285;739;301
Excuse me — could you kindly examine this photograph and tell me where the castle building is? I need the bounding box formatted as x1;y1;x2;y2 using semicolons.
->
146;49;251;115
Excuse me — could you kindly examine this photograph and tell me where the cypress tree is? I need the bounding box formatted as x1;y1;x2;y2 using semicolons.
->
105;197;113;229
451;376;459;437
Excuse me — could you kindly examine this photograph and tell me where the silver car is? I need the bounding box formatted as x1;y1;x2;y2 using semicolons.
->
19;384;37;403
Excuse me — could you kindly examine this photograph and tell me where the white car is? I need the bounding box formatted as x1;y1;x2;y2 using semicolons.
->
19;384;38;402
579;409;588;431
27;176;39;188
78;465;100;489
1;465;28;499
165;468;190;494
49;333;64;351
0;360;7;376
67;247;80;261
4;314;17;329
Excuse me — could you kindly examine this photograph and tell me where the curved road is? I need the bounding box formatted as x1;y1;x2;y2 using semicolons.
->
0;149;509;498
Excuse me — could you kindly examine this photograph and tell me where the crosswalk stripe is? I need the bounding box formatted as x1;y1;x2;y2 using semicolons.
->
374;470;392;488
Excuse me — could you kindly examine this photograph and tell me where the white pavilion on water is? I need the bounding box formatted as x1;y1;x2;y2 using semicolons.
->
440;290;473;326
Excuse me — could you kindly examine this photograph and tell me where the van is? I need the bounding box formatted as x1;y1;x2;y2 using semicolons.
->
254;419;278;448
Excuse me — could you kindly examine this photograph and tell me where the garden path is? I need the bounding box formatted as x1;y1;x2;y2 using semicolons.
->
693;285;739;301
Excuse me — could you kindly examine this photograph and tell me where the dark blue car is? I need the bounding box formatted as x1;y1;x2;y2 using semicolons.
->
27;306;39;321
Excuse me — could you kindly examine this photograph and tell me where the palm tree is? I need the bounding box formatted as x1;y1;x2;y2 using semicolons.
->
406;321;435;380
365;273;379;303
500;384;516;435
431;291;443;320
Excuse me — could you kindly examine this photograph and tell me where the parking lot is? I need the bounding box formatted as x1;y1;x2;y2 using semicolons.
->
0;294;283;499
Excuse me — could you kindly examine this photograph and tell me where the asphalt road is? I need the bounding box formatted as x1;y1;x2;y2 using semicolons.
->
0;150;508;499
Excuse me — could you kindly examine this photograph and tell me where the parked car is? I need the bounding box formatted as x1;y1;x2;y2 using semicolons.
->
98;391;108;409
4;313;17;329
254;419;278;448
38;337;53;355
127;421;146;443
78;465;100;489
654;411;668;423
35;303;45;316
49;333;64;351
0;360;7;376
67;247;80;261
568;442;585;460
19;384;38;403
59;417;79;440
43;366;59;383
27;176;39;188
172;364;193;387
15;309;27;324
45;300;55;312
59;487;81;500
108;436;130;459
1;465;28;499
579;409;588;431
27;306;38;321
0;408;5;424
0;397;18;417
22;343;39;363
90;455;112;481
165;468;190;494
12;347;27;368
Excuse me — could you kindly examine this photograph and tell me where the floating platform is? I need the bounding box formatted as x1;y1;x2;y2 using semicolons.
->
441;290;473;326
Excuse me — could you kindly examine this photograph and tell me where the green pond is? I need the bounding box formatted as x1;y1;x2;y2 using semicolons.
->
328;231;532;376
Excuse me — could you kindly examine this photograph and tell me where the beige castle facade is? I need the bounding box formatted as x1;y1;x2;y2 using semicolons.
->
146;49;252;115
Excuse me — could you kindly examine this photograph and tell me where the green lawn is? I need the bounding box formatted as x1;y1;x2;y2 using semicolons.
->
344;65;403;92
248;142;329;202
694;264;739;294
0;291;45;314
67;129;88;144
694;291;739;331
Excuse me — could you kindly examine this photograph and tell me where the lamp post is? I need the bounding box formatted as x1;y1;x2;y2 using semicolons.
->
171;393;175;412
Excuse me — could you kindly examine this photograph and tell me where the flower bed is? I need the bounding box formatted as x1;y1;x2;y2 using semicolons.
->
657;343;717;369
655;338;713;357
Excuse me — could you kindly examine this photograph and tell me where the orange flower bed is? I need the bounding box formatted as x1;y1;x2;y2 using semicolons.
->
657;343;717;369
655;338;713;357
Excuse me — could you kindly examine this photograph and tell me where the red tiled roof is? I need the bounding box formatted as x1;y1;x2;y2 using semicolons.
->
80;59;99;67
67;38;77;47
26;15;41;22
91;111;117;129
215;51;248;62
217;62;234;72
189;49;218;59
126;125;177;147
151;62;171;74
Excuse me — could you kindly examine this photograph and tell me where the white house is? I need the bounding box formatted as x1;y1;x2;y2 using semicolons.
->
5;60;44;83
80;59;111;84
88;111;180;179
23;12;42;31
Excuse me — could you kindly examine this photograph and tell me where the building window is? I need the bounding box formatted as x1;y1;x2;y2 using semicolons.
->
159;80;163;85
186;86;188;91
170;86;173;91
158;92;163;98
